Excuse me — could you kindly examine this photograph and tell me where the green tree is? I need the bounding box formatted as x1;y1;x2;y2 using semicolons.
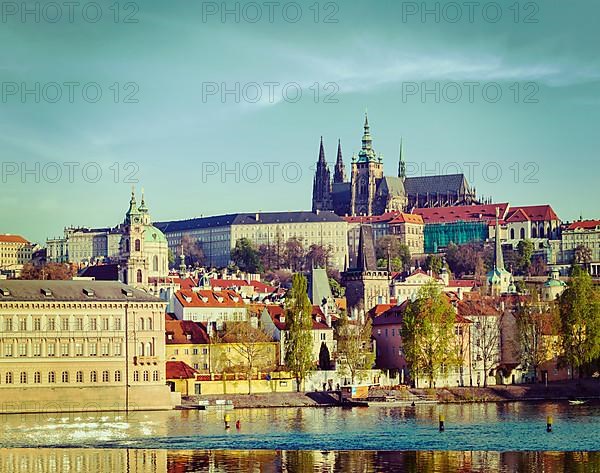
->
167;249;175;267
329;277;345;298
375;235;411;271
231;238;264;274
284;273;314;391
517;239;534;275
335;310;375;383
423;254;443;275
318;342;331;370
559;266;600;378
401;282;458;388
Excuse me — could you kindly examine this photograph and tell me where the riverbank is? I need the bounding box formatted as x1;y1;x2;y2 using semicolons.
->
185;380;600;409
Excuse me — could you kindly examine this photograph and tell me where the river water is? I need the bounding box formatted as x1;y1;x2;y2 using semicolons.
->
0;401;599;471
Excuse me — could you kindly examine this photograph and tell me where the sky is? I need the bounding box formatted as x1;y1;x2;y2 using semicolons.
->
1;0;599;243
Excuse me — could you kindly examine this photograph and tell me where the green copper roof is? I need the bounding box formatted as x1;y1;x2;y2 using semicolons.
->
144;225;167;244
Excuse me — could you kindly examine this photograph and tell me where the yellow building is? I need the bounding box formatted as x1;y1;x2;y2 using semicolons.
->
0;234;33;277
0;280;172;413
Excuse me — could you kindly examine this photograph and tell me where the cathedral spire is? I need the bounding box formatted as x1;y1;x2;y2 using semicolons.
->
333;139;346;183
138;187;148;213
398;138;406;179
318;136;326;163
312;136;332;212
362;112;372;151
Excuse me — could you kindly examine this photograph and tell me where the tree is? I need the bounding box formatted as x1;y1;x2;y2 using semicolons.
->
284;273;314;391
574;245;592;268
401;282;458;388
516;239;534;275
472;311;501;387
181;234;204;268
218;322;275;394
445;242;491;277
529;255;548;277
305;243;332;270
167;249;175;267
423;254;443;275
375;236;411;271
335;310;375;384
329;277;345;298
231;238;263;274
20;263;74;280
318;342;331;370
284;237;305;272
258;243;277;271
559;266;600;378
515;294;560;382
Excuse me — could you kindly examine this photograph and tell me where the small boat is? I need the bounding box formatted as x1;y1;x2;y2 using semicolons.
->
568;399;586;405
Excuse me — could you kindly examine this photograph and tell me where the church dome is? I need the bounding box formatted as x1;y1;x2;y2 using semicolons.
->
144;225;167;244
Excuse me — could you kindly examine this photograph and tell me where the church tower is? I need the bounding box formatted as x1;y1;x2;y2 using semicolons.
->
350;113;384;216
311;137;333;212
333;139;346;183
398;138;406;180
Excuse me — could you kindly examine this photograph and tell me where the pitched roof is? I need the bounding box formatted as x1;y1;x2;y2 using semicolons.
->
413;203;509;224
404;174;470;196
0;280;161;303
175;289;245;308
506;205;559;222
80;264;119;281
166;361;198;379
308;268;333;306
263;305;334;331
457;297;502;317
380;176;405;197
0;234;29;244
389;213;424;225
566;220;600;231
209;279;276;293
505;207;530;223
165;319;210;344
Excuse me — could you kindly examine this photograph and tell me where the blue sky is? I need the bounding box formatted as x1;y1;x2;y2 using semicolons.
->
1;0;599;243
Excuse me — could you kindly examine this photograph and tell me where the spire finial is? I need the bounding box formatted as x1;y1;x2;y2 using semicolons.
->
318;136;326;163
398;138;406;179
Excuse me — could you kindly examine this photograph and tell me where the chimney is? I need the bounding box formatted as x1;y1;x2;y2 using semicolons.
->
255;213;259;221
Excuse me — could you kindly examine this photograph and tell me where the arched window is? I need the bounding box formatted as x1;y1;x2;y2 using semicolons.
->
48;371;56;383
140;318;145;330
115;371;122;382
90;371;97;383
139;342;145;356
143;371;149;382
137;269;143;283
147;317;153;330
62;371;69;383
34;372;41;384
133;371;139;382
153;255;158;272
135;239;141;252
76;371;83;383
5;372;13;384
539;225;544;238
532;227;537;238
146;342;153;357
510;229;515;239
520;228;525;239
152;371;159;382
20;372;27;384
102;371;109;382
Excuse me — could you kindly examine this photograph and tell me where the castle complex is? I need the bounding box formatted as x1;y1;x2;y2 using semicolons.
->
312;114;480;216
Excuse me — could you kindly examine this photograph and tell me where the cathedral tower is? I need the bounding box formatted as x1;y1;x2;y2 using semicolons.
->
333;139;346;184
311;137;333;212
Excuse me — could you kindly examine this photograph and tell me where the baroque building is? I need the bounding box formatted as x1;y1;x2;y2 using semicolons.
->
312;114;479;217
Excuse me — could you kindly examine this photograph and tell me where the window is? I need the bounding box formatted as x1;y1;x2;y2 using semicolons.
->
48;371;56;383
102;318;109;331
47;318;55;331
89;343;97;356
61;343;69;357
102;371;109;382
76;318;83;331
153;255;158;271
4;318;13;331
101;343;109;356
147;317;153;330
173;349;179;355
139;318;145;330
18;343;27;357
34;372;41;384
510;229;515;239
135;239;141;252
90;318;97;331
62;371;69;383
202;348;208;355
192;348;198;355
137;269;143;283
184;349;189;355
19;318;27;331
20;372;27;384
143;371;149;382
114;343;122;356
152;371;159;381
61;318;69;331
133;371;139;382
76;371;83;383
114;371;122;382
5;372;13;384
90;371;97;383
33;318;41;331
114;318;121;330
47;343;55;357
193;363;199;369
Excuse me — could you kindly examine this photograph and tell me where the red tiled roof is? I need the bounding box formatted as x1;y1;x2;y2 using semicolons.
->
566;220;600;230
264;305;334;330
389;213;424;225
457;298;502;317
505;208;530;223
412;203;509;224
165;319;210;344
166;361;198;379
175;289;245;308
368;304;395;317
447;279;477;288
343;211;403;224
0;234;29;244
506;205;559;223
209;279;276;293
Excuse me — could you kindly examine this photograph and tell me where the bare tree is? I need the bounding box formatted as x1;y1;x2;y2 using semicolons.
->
471;314;501;387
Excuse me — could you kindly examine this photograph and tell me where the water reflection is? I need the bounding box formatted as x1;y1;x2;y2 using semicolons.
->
1;449;599;473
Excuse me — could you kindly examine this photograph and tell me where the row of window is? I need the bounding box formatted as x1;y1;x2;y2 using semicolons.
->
1;369;160;385
2;341;155;358
1;317;155;332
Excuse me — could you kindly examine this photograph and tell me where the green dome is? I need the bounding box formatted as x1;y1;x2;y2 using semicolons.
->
544;279;566;288
144;225;167;244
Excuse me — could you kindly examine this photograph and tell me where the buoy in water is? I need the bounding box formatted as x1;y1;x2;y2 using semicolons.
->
546;416;553;433
439;414;445;432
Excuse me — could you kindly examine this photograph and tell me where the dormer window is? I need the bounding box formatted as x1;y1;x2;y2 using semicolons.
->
216;296;224;303
186;334;192;340
167;334;173;340
280;316;285;324
83;288;95;297
184;296;192;303
201;296;209;303
0;288;9;297
41;288;52;297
